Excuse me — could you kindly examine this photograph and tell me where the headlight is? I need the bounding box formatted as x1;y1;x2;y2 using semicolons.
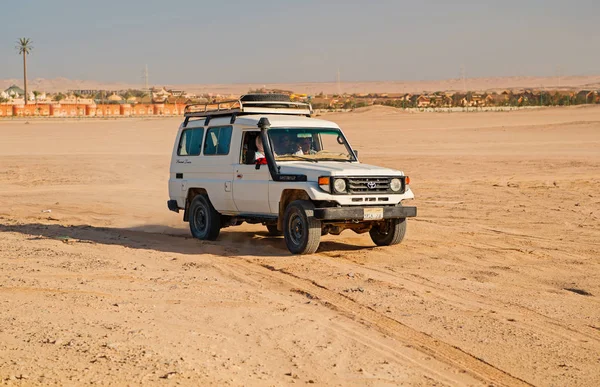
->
390;178;402;192
333;178;347;193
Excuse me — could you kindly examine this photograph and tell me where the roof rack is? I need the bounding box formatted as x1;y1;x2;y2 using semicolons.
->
184;96;313;120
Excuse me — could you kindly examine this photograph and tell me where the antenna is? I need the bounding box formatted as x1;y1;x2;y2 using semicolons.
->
142;65;149;91
460;65;467;92
556;65;564;89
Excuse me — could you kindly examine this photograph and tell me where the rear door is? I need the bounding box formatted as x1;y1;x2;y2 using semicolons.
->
199;125;236;212
170;125;204;206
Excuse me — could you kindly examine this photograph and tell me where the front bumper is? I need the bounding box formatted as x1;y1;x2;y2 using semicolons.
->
313;205;417;221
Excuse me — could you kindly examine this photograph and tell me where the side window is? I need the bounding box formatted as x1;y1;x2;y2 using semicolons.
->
177;127;204;156
240;131;260;164
204;126;233;155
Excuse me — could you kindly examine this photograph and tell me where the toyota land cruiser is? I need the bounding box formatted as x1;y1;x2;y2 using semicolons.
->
167;94;416;254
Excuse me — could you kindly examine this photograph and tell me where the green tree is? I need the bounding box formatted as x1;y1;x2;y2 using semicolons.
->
72;91;83;116
54;93;65;103
32;90;41;104
16;38;33;105
342;100;355;110
120;90;133;102
73;91;82;105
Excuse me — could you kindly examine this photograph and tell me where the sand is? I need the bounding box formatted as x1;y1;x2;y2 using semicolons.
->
3;74;600;95
0;106;599;385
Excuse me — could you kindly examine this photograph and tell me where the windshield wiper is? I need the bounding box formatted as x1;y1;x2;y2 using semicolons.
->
277;155;318;163
316;158;354;162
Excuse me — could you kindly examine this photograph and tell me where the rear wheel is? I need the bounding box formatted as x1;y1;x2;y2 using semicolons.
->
189;195;221;240
369;218;406;246
283;200;321;254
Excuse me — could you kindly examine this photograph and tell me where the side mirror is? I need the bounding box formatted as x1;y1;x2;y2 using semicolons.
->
353;149;359;159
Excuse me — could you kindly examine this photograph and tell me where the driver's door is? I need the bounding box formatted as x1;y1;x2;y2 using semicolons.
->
232;131;271;214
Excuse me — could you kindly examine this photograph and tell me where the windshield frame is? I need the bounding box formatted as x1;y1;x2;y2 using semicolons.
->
266;127;357;163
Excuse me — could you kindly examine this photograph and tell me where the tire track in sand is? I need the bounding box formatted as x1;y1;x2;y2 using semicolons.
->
315;250;600;345
222;257;532;387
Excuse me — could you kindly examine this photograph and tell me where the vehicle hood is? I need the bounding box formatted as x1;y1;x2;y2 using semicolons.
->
278;161;404;181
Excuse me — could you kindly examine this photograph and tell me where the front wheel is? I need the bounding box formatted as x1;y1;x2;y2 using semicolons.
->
283;200;321;254
369;218;406;246
189;194;221;240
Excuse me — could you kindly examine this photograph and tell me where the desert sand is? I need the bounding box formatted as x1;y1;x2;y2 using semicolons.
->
1;106;599;385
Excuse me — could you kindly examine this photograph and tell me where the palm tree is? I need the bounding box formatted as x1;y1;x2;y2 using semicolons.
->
120;90;133;103
73;91;82;104
73;91;83;116
32;91;41;104
16;38;33;105
136;91;149;104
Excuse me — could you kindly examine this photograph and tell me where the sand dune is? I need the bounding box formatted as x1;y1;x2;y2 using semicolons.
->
1;106;599;385
2;74;600;95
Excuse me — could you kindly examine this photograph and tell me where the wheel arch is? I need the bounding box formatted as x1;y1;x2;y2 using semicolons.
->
277;189;311;230
183;187;208;222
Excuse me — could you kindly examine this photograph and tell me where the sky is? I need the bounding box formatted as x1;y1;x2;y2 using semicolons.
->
1;0;599;85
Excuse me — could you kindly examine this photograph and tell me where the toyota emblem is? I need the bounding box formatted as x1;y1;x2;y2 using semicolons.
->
367;181;377;189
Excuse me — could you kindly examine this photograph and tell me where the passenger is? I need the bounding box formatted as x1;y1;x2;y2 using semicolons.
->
255;135;265;160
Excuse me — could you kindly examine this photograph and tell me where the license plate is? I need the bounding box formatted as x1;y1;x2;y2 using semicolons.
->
363;207;384;220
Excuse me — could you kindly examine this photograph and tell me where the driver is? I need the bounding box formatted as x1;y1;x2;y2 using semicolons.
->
300;137;314;154
274;133;302;156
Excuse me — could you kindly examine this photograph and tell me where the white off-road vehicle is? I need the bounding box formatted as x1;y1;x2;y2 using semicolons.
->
167;94;416;254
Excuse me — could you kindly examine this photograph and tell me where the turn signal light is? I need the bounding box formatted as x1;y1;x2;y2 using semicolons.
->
405;176;411;185
318;176;331;192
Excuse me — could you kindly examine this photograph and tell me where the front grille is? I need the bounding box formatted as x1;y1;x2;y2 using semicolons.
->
346;176;404;194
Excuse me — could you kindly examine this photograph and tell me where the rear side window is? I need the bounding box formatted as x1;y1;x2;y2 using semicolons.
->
204;126;233;155
178;127;204;156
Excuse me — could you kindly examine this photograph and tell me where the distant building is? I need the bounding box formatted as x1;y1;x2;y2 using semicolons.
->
107;93;123;102
167;89;185;97
150;87;171;103
416;95;431;107
4;85;25;98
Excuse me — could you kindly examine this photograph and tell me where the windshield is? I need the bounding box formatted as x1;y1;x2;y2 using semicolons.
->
267;128;355;162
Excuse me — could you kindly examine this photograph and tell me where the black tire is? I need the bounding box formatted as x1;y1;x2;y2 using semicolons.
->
369;218;406;246
189;194;221;241
266;224;283;236
240;93;291;102
283;200;321;254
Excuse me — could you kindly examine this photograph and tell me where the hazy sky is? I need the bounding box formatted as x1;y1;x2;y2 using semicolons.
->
1;0;598;85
